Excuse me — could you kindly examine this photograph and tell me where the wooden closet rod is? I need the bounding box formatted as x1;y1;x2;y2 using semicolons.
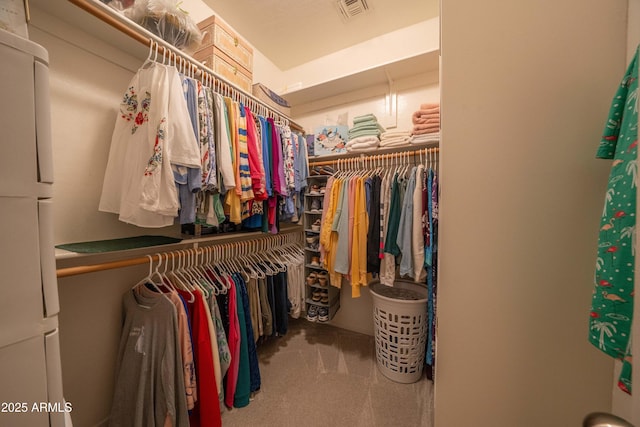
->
66;0;304;130
309;147;439;167
56;229;303;278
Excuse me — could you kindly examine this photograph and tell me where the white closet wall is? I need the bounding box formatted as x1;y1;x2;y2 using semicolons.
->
437;1;628;426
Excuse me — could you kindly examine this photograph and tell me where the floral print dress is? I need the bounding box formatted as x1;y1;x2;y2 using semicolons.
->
590;49;638;394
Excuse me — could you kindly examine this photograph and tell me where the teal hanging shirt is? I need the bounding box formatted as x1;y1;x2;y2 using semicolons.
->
590;48;638;395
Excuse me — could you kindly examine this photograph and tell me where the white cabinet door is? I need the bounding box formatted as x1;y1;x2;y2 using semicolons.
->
0;197;44;348
0;336;50;427
0;30;52;198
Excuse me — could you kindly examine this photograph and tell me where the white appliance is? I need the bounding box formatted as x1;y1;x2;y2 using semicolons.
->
0;28;66;427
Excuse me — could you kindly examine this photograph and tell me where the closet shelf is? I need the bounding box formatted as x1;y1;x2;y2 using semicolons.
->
309;140;439;164
281;50;440;109
55;224;303;277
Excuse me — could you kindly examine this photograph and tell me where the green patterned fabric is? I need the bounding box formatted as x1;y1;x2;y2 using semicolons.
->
590;49;638;394
56;235;182;253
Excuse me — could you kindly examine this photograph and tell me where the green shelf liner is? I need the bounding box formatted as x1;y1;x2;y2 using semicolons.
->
56;235;182;253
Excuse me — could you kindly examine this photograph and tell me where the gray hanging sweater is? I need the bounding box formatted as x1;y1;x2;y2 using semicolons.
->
109;289;189;427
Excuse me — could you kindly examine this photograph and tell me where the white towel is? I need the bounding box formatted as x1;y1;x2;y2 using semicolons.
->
380;139;411;148
346;139;380;151
381;130;411;139
346;135;379;147
410;133;440;144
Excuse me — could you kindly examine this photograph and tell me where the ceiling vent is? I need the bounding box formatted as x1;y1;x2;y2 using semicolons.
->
336;0;371;20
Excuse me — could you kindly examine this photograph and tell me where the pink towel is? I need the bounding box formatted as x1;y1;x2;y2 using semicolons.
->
413;117;440;126
420;103;439;110
412;110;440;122
412;127;439;136
413;123;440;132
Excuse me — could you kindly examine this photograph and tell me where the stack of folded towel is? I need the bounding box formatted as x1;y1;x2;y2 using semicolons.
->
346;135;380;152
410;103;440;144
348;114;385;141
380;130;411;148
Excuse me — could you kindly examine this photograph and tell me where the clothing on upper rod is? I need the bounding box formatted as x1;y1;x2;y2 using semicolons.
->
99;43;309;230
312;150;439;378
109;236;305;426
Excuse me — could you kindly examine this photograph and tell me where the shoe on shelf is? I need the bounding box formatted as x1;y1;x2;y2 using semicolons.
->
320;290;329;304
310;199;321;212
319;186;326;194
311;219;321;232
306;272;318;286
312;290;322;302
306;235;319;245
306;305;318;322
309;185;321;195
310;256;321;267
317;307;329;322
317;271;329;287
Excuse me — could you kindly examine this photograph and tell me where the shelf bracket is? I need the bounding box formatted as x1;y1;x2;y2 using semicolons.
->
383;69;398;129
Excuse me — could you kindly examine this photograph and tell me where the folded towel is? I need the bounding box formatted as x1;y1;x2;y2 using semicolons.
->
348;129;383;139
420;103;439;110
412;110;439;122
347;139;380;148
412;128;440;136
413;123;440;132
352;113;379;125
410;133;440;144
380;136;411;147
349;122;385;132
379;139;411;148
346;145;380;153
381;130;411;139
347;135;379;146
349;124;380;132
346;140;380;151
412;117;440;126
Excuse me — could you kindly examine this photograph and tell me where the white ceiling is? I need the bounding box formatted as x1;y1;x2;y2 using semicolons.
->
201;0;439;70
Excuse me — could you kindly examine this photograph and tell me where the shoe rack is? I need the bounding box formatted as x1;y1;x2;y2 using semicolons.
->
303;173;340;323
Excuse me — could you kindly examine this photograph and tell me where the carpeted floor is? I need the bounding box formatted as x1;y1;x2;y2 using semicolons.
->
221;318;434;427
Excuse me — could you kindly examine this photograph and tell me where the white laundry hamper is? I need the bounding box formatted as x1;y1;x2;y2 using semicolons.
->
370;280;428;384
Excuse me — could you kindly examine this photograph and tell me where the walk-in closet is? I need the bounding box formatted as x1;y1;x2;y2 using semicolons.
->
1;0;640;426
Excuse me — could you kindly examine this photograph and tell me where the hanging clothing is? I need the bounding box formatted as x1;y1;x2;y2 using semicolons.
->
235;273;261;395
384;173;402;257
245;107;267;201
136;285;197;410
412;165;426;282
589;48;638;395
425;169;438;372
176;75;202;225
223;276;241;408
99;63;200;227
199;84;217;190
366;175;382;275
351;177;370;297
232;274;251;408
333;179;351;279
213;93;235;193
177;289;222;427
224;98;242;224
397;167;417;278
109;290;189;427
